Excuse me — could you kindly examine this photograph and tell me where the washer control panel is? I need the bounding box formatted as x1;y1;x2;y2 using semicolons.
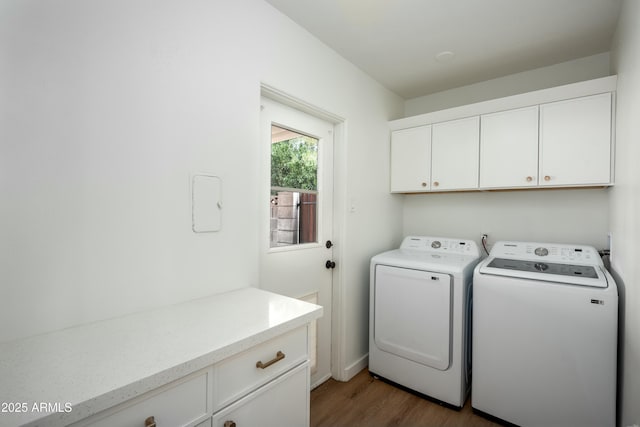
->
489;241;601;265
400;236;479;256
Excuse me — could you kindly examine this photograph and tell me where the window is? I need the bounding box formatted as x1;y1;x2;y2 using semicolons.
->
269;125;318;248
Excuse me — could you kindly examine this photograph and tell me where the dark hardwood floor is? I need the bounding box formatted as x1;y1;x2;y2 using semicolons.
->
310;369;502;427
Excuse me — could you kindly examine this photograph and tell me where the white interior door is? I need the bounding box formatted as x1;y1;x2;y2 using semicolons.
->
259;97;334;389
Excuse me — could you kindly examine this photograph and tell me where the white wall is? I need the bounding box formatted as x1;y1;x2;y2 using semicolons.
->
403;189;610;250
610;1;640;425
0;0;404;383
405;53;611;116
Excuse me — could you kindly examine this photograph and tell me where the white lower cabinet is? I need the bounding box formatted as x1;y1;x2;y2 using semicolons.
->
71;326;311;427
211;362;310;427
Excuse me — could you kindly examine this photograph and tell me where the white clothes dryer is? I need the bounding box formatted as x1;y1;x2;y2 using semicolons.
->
369;236;481;408
472;241;618;427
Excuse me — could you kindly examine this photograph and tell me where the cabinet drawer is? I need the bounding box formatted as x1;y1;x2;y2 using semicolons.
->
212;362;310;427
73;369;210;427
213;326;308;411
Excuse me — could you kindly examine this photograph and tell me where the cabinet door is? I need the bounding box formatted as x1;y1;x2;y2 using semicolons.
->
431;116;479;191
390;126;431;192
539;93;612;186
212;363;310;427
480;106;539;188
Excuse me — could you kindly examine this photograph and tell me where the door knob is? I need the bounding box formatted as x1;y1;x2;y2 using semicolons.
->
326;240;333;249
325;260;336;269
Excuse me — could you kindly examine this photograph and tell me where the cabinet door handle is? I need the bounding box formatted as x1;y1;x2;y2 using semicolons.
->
526;176;533;182
421;182;428;187
145;416;156;427
256;351;285;369
544;175;551;181
224;421;237;427
433;181;439;187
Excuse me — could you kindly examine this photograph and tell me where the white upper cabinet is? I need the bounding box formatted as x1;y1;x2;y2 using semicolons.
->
431;116;480;191
539;93;612;186
480;106;539;188
390;125;431;192
389;76;616;193
390;117;479;193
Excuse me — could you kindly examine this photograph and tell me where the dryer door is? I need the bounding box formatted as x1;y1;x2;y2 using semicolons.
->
374;265;452;370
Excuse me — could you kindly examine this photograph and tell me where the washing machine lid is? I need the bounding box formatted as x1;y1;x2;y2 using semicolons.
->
478;241;608;288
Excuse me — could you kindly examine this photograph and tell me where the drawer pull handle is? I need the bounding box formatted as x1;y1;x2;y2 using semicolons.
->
256;350;285;369
145;416;156;427
224;421;237;427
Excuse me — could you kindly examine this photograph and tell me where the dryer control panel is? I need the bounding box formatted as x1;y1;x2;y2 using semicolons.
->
400;236;479;256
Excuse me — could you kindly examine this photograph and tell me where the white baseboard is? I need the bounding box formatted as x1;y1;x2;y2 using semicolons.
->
334;353;368;382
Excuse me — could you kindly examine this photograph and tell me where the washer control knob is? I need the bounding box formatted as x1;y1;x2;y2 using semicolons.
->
534;247;549;257
431;241;441;249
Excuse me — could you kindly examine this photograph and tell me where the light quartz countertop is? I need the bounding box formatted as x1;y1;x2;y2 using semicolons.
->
0;287;322;427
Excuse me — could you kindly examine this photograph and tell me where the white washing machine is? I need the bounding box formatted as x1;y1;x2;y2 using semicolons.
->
472;241;618;427
369;236;481;408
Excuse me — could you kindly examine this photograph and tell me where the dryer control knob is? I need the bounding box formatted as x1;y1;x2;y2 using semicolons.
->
535;247;549;257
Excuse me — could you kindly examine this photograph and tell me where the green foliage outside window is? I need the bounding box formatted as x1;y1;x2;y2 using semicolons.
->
271;136;318;191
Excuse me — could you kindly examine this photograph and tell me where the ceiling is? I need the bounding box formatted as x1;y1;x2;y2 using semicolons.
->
264;0;622;99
